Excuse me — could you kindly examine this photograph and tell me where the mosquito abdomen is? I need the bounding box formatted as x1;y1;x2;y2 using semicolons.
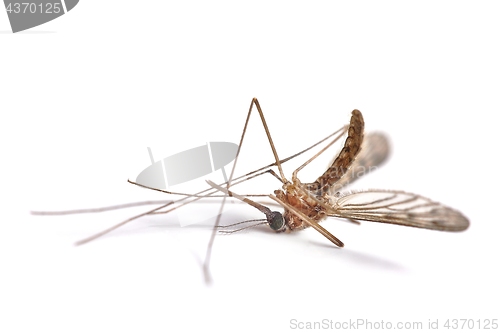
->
305;109;364;196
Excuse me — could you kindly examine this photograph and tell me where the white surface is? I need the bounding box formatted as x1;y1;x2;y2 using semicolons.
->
1;1;499;332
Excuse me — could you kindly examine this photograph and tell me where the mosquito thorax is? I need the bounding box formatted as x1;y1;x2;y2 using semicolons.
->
268;211;286;232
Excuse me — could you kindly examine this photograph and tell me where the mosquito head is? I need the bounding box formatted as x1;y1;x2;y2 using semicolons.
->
267;211;286;232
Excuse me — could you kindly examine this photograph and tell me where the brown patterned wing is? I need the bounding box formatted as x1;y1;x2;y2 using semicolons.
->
328;189;469;231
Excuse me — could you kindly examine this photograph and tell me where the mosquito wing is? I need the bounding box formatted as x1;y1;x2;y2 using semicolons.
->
328;189;469;231
331;132;391;191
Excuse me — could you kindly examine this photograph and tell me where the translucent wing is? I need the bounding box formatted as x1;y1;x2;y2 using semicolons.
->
331;132;391;191
328;189;469;231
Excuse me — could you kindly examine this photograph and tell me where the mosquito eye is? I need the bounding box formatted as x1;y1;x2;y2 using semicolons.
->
268;212;286;232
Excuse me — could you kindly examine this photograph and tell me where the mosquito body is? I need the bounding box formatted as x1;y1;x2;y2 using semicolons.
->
208;99;469;248
275;109;364;234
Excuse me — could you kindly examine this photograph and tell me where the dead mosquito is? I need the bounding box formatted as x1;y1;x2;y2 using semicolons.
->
32;98;469;281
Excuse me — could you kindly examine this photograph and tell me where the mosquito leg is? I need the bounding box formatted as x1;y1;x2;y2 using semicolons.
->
203;98;295;282
228;121;347;186
57;169;276;243
74;187;223;245
128;167;277;217
128;179;224;198
75;202;174;246
203;98;259;282
251;98;288;183
30;200;174;215
291;126;347;182
267;169;284;183
74;182;241;246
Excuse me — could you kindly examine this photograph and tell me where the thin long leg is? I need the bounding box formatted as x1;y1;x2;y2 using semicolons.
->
291;125;347;181
31;200;173;215
251;98;288;182
74;174;250;246
203;98;258;283
73;182;223;246
206;180;277;219
75;202;174;245
203;98;289;282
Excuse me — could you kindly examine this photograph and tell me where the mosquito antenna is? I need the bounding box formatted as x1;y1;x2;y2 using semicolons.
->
218;221;269;234
206;180;285;231
216;218;268;229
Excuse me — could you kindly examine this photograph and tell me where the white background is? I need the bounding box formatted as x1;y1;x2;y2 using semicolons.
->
1;1;499;332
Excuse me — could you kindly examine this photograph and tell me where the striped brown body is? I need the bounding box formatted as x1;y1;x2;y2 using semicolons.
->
275;110;364;231
305;109;364;196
